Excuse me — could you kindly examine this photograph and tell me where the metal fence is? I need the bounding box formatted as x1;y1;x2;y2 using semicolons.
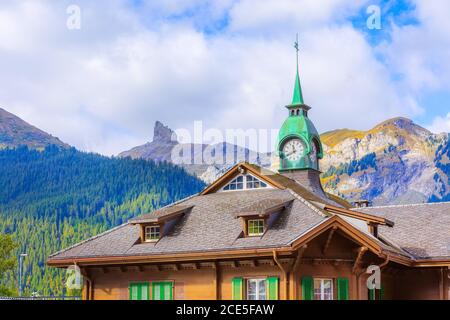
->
0;296;81;300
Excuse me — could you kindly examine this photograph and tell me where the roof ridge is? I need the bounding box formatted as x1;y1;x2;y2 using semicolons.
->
286;188;329;218
356;201;450;210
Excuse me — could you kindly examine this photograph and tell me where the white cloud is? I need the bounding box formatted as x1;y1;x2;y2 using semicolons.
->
427;113;450;134
0;0;443;155
379;0;450;92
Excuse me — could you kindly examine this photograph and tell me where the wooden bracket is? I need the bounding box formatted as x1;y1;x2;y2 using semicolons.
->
352;247;367;274
322;226;337;255
293;245;308;271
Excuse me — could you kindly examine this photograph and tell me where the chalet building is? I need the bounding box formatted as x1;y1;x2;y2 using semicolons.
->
47;52;450;301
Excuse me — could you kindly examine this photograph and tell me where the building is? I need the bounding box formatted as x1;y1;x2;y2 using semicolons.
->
47;50;450;301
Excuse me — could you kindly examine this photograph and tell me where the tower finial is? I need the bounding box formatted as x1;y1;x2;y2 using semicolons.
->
294;33;299;71
291;33;304;105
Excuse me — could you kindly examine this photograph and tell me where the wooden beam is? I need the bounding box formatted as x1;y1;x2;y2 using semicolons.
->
352;247;367;274
213;262;220;300
293;245;307;271
322;227;337;255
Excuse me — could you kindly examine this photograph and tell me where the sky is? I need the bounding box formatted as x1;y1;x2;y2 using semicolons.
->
0;0;449;155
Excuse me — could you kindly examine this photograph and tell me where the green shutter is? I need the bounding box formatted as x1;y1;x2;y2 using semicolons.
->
129;283;138;300
368;288;375;300
368;284;384;300
129;282;149;300
152;282;173;300
165;282;173;300
232;277;243;300
337;278;349;300
301;276;313;300
267;277;279;300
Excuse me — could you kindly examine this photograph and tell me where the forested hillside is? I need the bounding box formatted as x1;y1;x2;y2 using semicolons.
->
0;146;205;296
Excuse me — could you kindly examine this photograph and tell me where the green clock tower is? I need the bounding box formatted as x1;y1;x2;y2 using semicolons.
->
276;36;326;197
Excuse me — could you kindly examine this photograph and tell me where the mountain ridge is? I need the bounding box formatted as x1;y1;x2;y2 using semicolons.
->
0;107;68;149
119;117;450;205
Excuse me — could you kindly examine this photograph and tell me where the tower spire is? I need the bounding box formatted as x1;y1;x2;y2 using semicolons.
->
292;33;304;105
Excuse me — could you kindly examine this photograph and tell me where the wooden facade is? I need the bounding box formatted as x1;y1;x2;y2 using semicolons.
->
48;164;450;300
56;225;449;300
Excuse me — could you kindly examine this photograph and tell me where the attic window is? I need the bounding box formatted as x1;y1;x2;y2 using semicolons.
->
223;175;268;192
145;226;160;242
246;175;267;189
223;176;244;191
248;219;265;236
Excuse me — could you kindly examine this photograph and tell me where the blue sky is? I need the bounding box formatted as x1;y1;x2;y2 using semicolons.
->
0;0;449;155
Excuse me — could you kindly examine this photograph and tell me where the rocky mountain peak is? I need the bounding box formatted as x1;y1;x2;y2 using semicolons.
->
0;107;68;149
373;117;431;137
153;121;177;143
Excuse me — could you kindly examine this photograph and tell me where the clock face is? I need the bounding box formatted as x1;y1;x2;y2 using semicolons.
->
282;139;304;161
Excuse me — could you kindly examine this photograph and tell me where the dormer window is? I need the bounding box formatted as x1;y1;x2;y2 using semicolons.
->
222;175;268;192
248;219;265;236
145;225;160;242
129;205;194;244
223;176;244;191
246;175;267;189
235;198;293;238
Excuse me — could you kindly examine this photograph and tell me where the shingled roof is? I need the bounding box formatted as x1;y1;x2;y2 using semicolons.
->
356;202;450;260
47;163;450;266
49;189;326;259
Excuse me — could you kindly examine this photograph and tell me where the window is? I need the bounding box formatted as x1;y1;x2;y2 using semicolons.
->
223;176;244;191
247;279;266;300
152;281;173;300
314;279;333;300
223;175;268;192
246;175;267;189
145;225;160;242
248;219;264;236
129;282;149;300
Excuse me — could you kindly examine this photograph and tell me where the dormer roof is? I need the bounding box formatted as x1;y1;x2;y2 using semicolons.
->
129;205;194;224
234;198;294;218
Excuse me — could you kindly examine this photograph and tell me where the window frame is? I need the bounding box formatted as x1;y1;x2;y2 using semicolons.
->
313;278;334;300
222;174;269;192
144;225;161;242
247;219;265;236
246;278;267;300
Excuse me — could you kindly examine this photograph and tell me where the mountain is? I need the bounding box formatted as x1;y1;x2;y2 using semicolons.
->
0;108;68;149
119;121;272;183
320;117;450;205
120;118;450;206
0;146;205;296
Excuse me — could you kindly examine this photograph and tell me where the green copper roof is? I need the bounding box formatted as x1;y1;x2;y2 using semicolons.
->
291;67;304;105
277;115;320;151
